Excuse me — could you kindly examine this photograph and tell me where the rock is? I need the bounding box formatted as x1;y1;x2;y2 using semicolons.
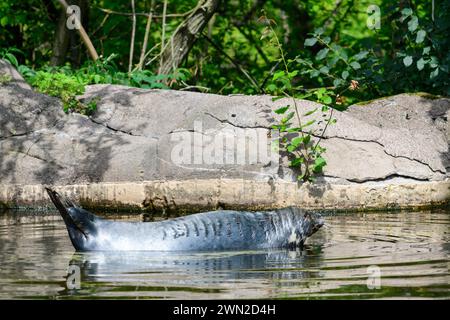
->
0;61;449;211
0;59;32;90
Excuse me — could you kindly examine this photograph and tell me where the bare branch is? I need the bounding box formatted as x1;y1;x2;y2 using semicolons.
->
56;0;99;61
138;0;155;70
128;0;136;73
96;6;194;18
158;0;221;75
159;0;168;73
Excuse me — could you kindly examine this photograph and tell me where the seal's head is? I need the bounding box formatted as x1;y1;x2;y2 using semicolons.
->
302;212;324;238
285;208;324;249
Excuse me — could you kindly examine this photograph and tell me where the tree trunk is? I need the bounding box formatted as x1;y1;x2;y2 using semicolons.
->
50;8;70;66
69;0;89;67
158;0;221;75
50;0;92;66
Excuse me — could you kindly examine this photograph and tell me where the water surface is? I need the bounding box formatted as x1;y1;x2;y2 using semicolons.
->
0;209;448;299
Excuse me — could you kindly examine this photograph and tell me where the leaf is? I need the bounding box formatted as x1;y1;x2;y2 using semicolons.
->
342;70;349;80
333;78;344;87
401;8;413;17
303;108;318;116
288;70;299;79
322;36;331;44
319;66;329;74
354;51;369;61
430;68;439;79
5;53;18;68
301;120;316;128
281;112;295;124
321;95;332;104
314;27;325;36
312;157;327;173
403;56;413;67
290;157;304;167
260;27;271;40
287;144;297;152
303;135;311;145
316;87;327;95
304;37;317;47
350;61;361;70
272;70;285;81
266;84;277;92
416;30;426;43
316;48;329;60
429;56;438;68
407;15;418;32
423;47;431;55
291;136;304;147
287;127;301;133
271;96;285;102
0;16;8;27
416;58;426;71
310;70;320;78
275;106;290;114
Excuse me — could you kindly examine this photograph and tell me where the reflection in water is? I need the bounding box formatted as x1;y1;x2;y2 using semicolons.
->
63;249;322;299
0;210;449;299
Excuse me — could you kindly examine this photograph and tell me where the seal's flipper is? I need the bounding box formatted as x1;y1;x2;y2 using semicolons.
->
46;188;98;250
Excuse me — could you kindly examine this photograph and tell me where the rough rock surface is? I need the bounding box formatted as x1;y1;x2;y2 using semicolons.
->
0;59;449;210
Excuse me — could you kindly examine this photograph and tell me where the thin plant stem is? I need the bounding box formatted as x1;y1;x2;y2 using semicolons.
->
138;0;154;71
159;0;168;74
268;23;312;179
128;0;136;73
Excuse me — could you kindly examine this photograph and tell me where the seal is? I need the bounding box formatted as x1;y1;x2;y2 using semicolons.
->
46;188;324;251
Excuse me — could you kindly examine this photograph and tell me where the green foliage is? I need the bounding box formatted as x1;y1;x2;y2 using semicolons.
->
30;71;88;114
14;53;191;114
0;48;21;68
0;73;12;85
1;0;447;97
59;54;190;89
261;16;337;182
391;5;449;95
0;1;448;184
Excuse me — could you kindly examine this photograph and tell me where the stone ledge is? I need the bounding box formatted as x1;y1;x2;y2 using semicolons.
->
1;179;448;214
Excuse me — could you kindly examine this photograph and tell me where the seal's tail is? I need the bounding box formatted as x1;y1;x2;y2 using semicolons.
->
46;188;98;250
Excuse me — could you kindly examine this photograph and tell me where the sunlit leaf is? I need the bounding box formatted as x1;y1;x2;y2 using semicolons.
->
407;15;418;32
272;70;285;81
304;108;318;116
275;106;290;114
316;48;329;60
416;57;426;71
350;61;361;70
416;30;426;43
403;56;413;67
304;37;317;46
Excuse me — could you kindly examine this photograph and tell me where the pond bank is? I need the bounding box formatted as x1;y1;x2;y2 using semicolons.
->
1;179;449;214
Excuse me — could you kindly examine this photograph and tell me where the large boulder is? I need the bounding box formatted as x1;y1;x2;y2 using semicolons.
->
0;59;449;211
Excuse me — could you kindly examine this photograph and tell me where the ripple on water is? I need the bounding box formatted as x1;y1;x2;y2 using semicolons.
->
0;209;448;299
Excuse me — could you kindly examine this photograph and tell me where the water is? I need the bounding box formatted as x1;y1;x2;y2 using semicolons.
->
0;209;448;299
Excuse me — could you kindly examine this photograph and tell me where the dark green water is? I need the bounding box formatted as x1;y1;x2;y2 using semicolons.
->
0;209;448;299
